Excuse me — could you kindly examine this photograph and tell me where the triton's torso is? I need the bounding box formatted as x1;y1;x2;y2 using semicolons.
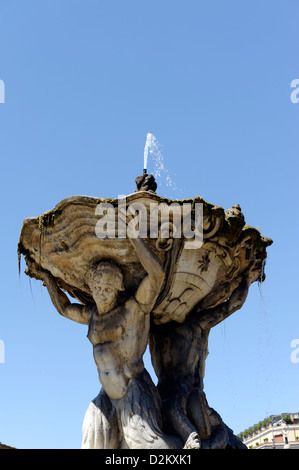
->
87;298;150;399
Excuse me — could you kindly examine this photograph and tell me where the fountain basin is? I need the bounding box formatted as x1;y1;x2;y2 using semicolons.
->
18;191;272;324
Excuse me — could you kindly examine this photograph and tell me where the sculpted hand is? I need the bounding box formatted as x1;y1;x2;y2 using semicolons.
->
25;258;52;284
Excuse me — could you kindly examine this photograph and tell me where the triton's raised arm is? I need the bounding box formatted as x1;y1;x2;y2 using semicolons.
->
118;206;165;310
197;276;250;331
130;235;165;283
129;236;165;311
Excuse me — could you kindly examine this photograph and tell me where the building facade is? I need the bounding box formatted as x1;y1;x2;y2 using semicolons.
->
239;412;299;449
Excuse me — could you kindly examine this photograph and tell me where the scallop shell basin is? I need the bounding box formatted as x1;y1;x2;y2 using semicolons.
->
18;192;272;325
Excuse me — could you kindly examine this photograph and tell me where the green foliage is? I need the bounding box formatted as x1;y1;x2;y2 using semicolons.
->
283;414;291;424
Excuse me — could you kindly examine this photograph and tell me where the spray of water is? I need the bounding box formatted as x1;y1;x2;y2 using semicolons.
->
143;132;153;172
143;133;180;196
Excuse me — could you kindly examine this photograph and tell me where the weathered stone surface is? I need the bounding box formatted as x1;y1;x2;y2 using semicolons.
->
0;442;15;449
18;190;272;449
18;193;271;323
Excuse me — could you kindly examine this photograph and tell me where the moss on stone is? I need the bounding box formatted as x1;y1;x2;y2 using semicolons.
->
17;240;31;275
37;208;62;233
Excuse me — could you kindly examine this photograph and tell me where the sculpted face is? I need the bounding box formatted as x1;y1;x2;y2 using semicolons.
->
88;262;124;312
90;281;118;306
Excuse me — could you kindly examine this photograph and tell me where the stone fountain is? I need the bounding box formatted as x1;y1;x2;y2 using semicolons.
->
18;171;272;449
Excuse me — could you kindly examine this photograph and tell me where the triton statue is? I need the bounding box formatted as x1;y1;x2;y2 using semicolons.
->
18;173;272;449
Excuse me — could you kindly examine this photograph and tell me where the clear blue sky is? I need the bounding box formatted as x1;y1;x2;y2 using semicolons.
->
0;1;298;449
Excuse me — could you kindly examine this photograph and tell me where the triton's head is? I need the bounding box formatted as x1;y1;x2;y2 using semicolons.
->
87;261;124;311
